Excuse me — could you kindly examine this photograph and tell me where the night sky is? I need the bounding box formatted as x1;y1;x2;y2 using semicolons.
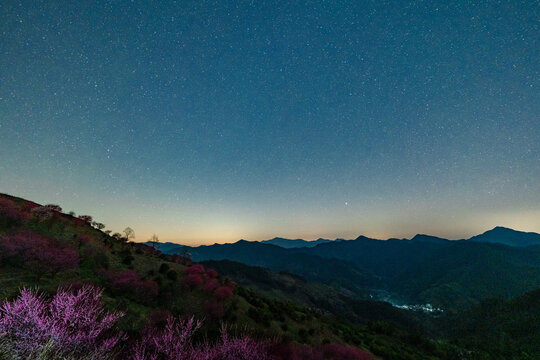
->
1;1;538;245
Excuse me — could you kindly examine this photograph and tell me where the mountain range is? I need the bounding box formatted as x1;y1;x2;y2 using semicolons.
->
153;227;540;310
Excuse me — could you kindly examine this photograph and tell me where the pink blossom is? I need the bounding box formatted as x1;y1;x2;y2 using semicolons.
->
0;285;124;358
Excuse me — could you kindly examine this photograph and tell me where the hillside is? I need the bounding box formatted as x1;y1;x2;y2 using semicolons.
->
0;193;463;360
201;259;425;331
443;288;540;359
155;240;380;297
393;241;540;310
158;233;540;311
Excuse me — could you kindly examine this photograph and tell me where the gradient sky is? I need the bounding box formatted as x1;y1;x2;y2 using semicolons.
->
1;0;539;245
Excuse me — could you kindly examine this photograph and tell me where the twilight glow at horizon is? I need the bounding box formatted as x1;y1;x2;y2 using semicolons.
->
1;0;538;245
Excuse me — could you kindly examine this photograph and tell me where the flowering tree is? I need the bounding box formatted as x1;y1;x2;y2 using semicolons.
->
0;286;124;358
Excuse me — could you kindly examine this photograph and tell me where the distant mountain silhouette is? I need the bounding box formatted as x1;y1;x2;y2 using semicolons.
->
409;234;453;244
154;240;379;295
153;226;540;310
260;237;340;248
467;226;540;247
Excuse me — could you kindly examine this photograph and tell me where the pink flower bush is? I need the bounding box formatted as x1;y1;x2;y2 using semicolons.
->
0;230;79;274
132;316;271;360
203;278;220;292
109;270;159;302
185;264;206;275
0;285;124;358
214;285;234;301
0;286;372;360
183;264;235;299
192;327;272;360
184;273;204;288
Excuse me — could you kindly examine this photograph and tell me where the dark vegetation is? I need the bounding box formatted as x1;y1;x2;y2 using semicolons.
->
201;259;423;330
442;288;540;360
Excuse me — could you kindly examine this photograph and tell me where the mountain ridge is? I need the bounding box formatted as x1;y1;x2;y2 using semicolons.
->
154;226;540;249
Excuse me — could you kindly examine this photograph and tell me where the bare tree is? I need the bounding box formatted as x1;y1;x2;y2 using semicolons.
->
123;227;135;242
149;234;159;248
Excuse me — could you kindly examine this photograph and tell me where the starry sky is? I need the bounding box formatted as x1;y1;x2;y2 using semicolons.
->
1;0;539;245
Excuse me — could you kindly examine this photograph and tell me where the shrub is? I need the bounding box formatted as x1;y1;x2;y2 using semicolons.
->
0;286;124;358
44;204;62;212
204;299;224;319
214;285;234;301
31;206;56;222
159;263;170;274
109;270;159;303
78;215;93;224
185;264;205;275
132;316;271;360
0;230;79;274
167;269;178;281
184;273;204;288
203;279;220;293
0;198;29;226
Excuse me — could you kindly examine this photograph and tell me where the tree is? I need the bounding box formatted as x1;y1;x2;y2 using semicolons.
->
149;234;160;248
123;227;135;242
78;215;93;224
92;221;105;230
44;204;62;212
